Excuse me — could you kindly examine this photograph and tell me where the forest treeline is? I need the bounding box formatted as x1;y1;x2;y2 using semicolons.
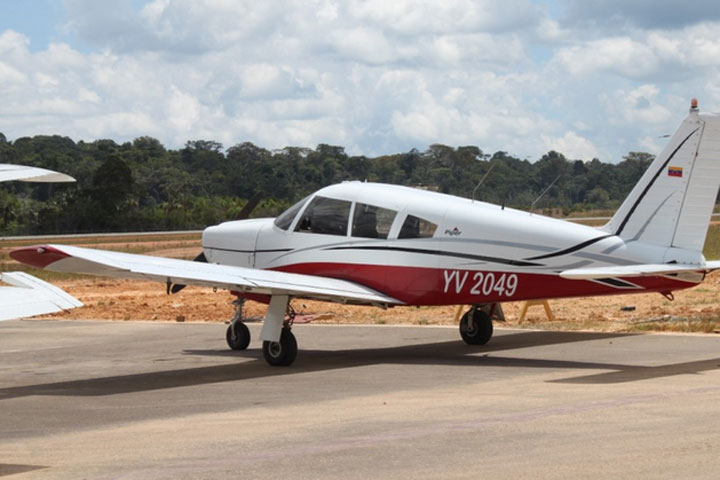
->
0;132;665;235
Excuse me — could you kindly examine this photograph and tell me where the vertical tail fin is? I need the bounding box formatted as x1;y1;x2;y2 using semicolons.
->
605;101;720;252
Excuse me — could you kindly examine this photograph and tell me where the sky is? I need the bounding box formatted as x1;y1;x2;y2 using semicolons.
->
1;0;719;163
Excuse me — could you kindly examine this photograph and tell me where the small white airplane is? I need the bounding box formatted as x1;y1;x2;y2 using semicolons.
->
11;101;720;366
0;164;81;321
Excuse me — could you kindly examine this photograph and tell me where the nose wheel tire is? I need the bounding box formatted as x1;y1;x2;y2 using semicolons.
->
262;328;298;366
459;308;493;345
226;321;251;350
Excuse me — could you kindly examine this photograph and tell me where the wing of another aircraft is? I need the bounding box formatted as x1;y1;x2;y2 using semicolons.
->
0;164;76;183
10;244;402;306
560;261;720;280
0;271;83;321
0;164;78;321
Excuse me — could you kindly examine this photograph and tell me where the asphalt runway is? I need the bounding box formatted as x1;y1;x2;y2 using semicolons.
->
2;320;720;479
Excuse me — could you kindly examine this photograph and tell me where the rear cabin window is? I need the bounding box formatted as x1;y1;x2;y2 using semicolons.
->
294;196;351;236
352;203;397;239
274;195;310;230
398;214;437;239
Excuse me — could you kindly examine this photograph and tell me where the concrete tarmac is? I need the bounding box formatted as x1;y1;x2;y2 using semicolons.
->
2;319;720;479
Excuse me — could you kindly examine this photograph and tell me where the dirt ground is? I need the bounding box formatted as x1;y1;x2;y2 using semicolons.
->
5;234;720;333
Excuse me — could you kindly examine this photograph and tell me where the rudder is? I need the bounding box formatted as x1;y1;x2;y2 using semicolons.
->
604;101;720;252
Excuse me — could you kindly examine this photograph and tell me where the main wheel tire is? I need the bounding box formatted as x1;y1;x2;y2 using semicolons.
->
459;309;493;345
226;322;251;350
262;328;298;366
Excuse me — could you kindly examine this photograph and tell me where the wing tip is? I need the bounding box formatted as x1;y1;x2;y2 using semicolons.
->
10;245;70;269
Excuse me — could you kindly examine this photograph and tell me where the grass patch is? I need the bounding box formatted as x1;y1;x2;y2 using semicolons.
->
0;263;88;281
703;224;720;260
628;316;720;333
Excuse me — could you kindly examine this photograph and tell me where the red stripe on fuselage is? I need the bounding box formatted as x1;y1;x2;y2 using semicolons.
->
274;262;697;306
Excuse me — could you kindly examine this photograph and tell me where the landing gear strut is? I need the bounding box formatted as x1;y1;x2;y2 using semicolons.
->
459;306;494;345
262;304;297;367
226;299;250;350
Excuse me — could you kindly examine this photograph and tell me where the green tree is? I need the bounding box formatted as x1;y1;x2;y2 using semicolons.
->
87;155;135;230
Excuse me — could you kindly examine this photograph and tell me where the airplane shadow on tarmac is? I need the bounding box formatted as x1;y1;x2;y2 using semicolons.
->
1;330;719;400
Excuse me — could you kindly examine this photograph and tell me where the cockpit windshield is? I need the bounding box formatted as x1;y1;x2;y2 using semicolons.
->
274;195;310;230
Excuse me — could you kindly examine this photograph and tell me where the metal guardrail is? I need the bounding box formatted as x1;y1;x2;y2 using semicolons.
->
0;230;203;242
1;214;719;241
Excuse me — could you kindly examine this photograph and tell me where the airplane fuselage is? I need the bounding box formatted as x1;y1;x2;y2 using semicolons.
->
202;182;705;306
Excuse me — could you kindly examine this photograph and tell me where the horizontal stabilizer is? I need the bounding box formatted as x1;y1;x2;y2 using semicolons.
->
10;245;402;306
0;271;82;321
560;261;720;280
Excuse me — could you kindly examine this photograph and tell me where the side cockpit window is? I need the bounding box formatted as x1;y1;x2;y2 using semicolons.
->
398;214;437;239
352;203;397;239
294;196;351;236
274;195;310;230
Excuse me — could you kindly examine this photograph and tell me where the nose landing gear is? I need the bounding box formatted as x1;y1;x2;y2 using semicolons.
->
226;299;251;350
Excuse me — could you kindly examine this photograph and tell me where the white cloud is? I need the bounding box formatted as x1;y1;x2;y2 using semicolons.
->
638;135;663;154
77;88;101;104
330;27;396;65
74;112;160;139
1;1;720;166
542;131;600;160
167;85;201;131
0;30;29;56
0;62;27;86
560;0;720;30
554;37;659;78
348;0;541;35
34;73;59;93
553;23;720;79
601;85;673;125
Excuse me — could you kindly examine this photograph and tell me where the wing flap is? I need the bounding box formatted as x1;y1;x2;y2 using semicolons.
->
10;245;401;306
0;271;82;321
560;262;720;280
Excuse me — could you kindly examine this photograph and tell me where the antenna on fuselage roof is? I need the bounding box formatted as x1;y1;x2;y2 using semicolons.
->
530;174;561;215
471;163;496;202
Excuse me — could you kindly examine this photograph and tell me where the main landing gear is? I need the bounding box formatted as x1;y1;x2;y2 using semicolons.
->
262;327;298;367
225;297;299;367
459;304;502;345
261;304;297;367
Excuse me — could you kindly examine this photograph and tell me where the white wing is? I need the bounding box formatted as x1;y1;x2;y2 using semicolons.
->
0;271;82;321
560;261;720;280
10;244;402;306
0;163;75;183
0;165;77;320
